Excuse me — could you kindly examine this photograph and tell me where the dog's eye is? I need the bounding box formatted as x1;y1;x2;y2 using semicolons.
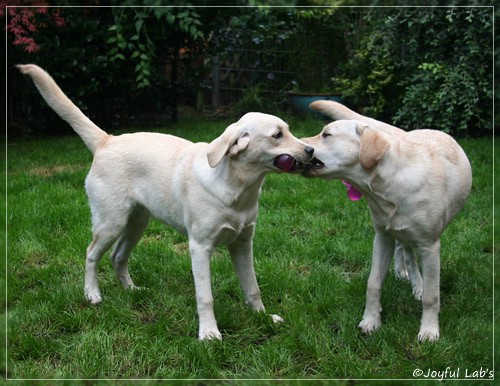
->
322;131;331;138
272;131;283;139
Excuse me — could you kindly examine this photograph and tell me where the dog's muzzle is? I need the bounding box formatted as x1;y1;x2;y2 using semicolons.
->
273;146;323;173
305;158;325;169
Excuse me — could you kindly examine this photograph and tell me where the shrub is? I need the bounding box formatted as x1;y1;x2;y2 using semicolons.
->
335;7;493;135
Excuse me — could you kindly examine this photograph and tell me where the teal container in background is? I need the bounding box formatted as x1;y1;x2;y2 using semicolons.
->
288;92;342;119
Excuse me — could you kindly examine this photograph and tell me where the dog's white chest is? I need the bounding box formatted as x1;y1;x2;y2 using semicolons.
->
214;221;255;245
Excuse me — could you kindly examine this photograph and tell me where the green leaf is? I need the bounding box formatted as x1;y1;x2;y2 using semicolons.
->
135;20;143;34
190;26;197;38
154;8;165;20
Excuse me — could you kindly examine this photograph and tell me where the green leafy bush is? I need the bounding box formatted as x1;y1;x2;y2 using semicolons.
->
335;8;492;135
394;61;491;134
393;8;492;134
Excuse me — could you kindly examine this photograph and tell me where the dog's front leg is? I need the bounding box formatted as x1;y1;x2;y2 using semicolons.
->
417;240;440;342
228;228;264;312
359;231;394;335
189;239;222;341
229;231;284;325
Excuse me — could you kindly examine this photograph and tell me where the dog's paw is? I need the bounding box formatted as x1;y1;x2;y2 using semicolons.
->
418;326;440;342
395;267;409;281
412;286;423;301
198;326;222;341
358;316;382;335
84;288;102;304
270;314;284;324
128;285;146;291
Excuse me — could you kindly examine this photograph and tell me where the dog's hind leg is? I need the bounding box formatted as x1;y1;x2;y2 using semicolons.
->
84;189;133;304
394;242;408;280
110;206;150;290
403;245;423;300
85;222;125;304
394;242;423;299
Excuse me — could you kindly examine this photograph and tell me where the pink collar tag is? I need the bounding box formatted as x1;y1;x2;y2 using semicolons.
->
342;180;363;201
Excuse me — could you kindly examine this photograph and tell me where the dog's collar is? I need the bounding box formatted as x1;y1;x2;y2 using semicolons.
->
342;180;363;201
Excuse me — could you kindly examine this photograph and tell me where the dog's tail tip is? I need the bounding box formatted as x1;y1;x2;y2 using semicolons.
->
16;64;38;75
16;63;30;72
309;99;343;110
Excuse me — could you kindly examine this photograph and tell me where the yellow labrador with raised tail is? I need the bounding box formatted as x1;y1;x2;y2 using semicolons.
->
18;64;315;340
303;100;472;341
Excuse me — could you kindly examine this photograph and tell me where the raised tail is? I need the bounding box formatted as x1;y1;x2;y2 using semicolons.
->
309;100;404;137
17;64;108;154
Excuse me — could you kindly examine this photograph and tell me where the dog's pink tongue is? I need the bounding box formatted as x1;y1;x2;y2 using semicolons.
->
342;180;363;201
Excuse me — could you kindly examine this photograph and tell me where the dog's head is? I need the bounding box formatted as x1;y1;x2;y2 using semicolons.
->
207;112;314;173
301;120;391;179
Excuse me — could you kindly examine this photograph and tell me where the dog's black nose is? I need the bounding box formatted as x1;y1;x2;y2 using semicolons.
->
304;146;314;156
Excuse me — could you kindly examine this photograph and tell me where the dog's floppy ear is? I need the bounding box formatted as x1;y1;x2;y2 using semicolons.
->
357;124;390;170
207;123;250;168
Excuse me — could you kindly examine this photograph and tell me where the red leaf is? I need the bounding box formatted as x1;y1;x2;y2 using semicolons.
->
6;5;65;53
25;43;40;53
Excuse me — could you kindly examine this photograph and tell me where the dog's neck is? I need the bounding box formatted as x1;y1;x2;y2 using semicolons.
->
202;156;267;209
342;163;395;209
345;161;407;232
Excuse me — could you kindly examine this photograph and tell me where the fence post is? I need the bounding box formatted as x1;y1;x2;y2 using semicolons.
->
211;55;220;109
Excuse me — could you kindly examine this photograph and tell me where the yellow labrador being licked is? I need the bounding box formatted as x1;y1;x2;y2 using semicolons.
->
302;100;472;341
18;64;315;341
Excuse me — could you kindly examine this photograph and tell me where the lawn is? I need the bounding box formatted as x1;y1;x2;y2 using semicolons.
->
4;116;494;382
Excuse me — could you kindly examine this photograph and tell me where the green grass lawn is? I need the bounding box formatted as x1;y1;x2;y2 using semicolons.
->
5;116;494;382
